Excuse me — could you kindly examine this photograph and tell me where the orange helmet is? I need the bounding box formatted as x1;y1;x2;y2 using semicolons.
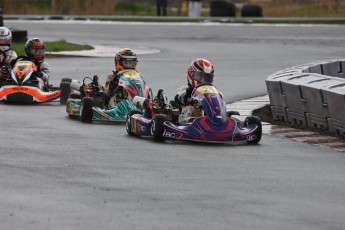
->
25;38;45;62
115;48;137;72
187;58;214;88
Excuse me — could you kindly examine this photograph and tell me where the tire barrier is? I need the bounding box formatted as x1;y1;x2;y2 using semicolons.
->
241;4;263;17
210;1;236;17
266;59;345;136
0;8;3;27
9;28;28;42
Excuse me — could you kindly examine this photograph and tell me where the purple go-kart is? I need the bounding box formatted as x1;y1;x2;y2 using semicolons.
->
126;84;262;144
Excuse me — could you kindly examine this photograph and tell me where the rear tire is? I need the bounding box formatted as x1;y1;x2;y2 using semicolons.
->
226;110;240;117
244;116;262;144
151;114;167;142
126;110;141;136
61;78;72;83
60;81;71;105
69;93;80;99
80;97;94;123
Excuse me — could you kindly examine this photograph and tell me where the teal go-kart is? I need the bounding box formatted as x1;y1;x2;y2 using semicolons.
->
66;70;152;123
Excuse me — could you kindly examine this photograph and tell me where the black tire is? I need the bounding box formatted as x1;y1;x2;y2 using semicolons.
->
210;1;235;17
241;4;263;17
126;110;141;136
244;116;262;144
61;78;72;83
151;114;167;142
60;81;71;105
9;28;28;42
80;97;94;123
227;111;240;117
69;93;80;99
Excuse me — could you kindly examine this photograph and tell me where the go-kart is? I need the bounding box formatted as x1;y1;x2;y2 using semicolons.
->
126;83;262;144
0;55;70;104
66;69;152;123
126;89;179;136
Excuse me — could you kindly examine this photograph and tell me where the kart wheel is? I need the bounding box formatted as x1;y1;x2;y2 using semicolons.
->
69;93;80;99
61;78;72;83
126;110;141;136
244;116;262;144
227;110;240;117
151;114;167;142
80;97;94;123
60;81;71;105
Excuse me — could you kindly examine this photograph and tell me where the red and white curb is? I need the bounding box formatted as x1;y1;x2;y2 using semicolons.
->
227;95;345;152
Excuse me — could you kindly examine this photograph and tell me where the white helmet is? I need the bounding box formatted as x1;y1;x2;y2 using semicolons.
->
0;27;12;52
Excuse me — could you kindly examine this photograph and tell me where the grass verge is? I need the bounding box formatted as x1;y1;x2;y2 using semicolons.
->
11;40;93;56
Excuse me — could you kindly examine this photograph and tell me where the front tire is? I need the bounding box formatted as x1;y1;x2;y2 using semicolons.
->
244;116;262;144
151;114;167;142
80;97;94;123
60;81;71;105
126;110;141;136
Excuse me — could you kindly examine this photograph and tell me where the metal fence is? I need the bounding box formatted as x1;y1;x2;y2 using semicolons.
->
1;0;344;17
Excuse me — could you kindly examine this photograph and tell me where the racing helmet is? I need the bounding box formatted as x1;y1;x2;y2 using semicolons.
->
25;38;45;62
0;27;12;52
115;48;137;72
187;58;214;88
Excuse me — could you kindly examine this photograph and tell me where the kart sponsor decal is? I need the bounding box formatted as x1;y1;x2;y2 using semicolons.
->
196;85;218;95
131;116;137;133
122;71;140;80
247;134;256;141
12;87;30;91
164;131;176;138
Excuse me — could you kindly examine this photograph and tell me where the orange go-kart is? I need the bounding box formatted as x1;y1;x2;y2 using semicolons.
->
0;55;70;104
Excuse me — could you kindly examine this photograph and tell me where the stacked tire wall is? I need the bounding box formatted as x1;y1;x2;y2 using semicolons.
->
241;4;263;17
266;59;345;136
210;1;236;17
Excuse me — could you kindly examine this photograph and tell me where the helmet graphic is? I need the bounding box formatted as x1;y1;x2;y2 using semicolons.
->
25;38;45;62
187;58;214;88
115;48;137;72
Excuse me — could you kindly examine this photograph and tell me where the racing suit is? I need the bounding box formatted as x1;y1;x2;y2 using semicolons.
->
175;84;195;125
104;71;120;107
175;83;224;125
0;49;17;80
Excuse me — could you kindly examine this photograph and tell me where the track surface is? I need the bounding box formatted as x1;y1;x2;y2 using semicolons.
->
1;20;345;230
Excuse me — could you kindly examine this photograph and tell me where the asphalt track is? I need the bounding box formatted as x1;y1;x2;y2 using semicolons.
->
1;20;345;230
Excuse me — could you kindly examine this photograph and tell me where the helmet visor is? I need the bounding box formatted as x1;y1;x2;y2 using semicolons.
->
193;71;214;84
121;58;137;69
30;48;45;61
0;38;10;45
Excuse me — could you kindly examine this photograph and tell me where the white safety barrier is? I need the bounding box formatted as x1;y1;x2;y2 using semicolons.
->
266;59;345;136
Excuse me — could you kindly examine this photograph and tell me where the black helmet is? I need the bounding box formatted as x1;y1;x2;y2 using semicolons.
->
25;38;45;62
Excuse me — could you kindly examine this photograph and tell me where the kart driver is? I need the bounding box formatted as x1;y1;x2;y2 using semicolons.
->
10;38;50;91
105;48;138;107
174;58;215;125
0;27;17;80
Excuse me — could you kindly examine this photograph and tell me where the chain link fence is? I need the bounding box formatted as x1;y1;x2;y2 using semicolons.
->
1;0;344;17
